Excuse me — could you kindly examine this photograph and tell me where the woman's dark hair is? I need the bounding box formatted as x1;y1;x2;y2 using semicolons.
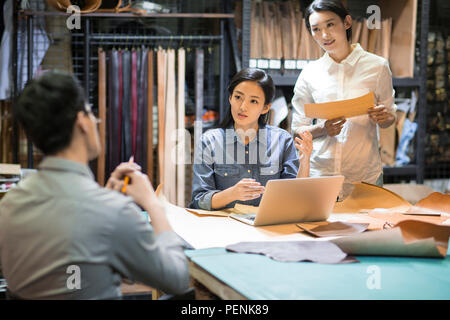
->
305;0;352;42
220;68;275;129
14;71;86;155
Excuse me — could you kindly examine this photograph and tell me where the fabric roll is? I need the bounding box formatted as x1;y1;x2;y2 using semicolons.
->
147;50;154;181
177;48;186;207
134;48;142;166
164;48;177;204
110;50;121;170
157;48;167;185
97;48;106;186
131;49;138;156
205;48;215;109
121;50;132;161
106;50;114;175
194;48;204;167
118;49;123;161
195;48;204;122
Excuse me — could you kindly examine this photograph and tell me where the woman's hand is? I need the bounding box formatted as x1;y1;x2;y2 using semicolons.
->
105;161;141;192
324;117;346;136
295;131;313;162
368;105;395;127
295;131;312;178
230;178;265;202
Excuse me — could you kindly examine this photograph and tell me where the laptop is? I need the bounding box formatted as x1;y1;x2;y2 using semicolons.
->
230;175;344;226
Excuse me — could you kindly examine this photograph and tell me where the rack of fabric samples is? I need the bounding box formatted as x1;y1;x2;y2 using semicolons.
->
424;24;450;179
9;0;236;207
240;0;431;184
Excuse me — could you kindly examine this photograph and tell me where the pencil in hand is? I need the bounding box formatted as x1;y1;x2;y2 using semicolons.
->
121;156;134;194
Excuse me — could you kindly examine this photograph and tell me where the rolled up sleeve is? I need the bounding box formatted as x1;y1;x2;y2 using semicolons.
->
376;60;397;114
291;70;314;134
189;135;221;210
110;203;190;295
280;134;300;179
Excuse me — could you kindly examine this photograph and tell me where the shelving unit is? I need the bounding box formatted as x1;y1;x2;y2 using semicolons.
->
12;1;236;169
241;0;430;183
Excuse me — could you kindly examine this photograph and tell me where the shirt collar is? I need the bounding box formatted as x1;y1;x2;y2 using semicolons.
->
322;43;363;71
38;156;95;180
224;124;269;147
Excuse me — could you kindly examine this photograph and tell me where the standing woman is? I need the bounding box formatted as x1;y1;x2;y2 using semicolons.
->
292;0;396;200
190;68;312;210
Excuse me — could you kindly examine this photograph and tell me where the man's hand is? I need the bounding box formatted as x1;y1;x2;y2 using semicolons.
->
125;171;158;208
105;161;141;192
324;117;346;136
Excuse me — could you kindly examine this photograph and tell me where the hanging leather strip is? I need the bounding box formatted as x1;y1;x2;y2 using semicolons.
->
177;47;186;207
110;49;121;170
194;48;204;167
164;48;177;204
195;48;204;122
157;48;167;185
147;49;154;181
205;48;215;109
97;47;106;186
118;49;123;161
131;48;138;156
107;50;113;176
136;48;147;171
121;49;132;161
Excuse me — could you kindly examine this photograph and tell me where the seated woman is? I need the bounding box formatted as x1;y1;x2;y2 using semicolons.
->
189;68;313;210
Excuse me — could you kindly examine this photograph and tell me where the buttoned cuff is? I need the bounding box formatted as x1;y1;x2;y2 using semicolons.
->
198;190;220;211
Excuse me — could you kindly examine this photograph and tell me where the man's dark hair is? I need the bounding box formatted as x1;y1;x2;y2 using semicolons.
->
14;71;86;155
305;0;352;42
220;68;275;129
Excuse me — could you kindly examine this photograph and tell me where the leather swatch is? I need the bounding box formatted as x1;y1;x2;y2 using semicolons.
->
297;221;369;238
226;241;358;264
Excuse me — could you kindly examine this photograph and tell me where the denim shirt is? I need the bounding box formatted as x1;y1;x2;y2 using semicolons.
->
189;125;300;210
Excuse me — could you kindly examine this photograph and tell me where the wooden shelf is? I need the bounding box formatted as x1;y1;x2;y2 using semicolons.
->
270;72;420;87
383;165;417;176
19;10;234;19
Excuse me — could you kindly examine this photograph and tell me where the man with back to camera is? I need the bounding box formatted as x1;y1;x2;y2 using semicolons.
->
0;71;189;299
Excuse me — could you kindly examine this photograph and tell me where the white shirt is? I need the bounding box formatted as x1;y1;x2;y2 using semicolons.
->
291;43;396;199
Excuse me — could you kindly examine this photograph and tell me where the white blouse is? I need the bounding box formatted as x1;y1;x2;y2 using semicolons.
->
291;43;396;199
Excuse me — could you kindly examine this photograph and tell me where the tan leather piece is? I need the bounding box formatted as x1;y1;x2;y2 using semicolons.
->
332;219;450;258
379;0;417;77
333;182;411;213
397;220;450;254
46;0;101;13
97;48;106;186
156;48;167;186
163;49;176;204
305;92;375;120
413;192;450;214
